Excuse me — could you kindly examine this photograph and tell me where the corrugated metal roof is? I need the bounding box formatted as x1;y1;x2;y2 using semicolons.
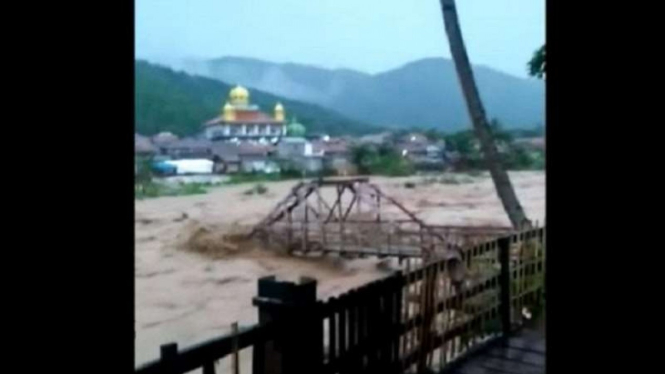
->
135;133;157;153
161;138;212;150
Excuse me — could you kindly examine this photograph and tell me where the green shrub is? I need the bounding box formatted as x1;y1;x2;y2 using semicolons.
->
135;181;208;200
135;182;163;199
350;144;414;176
179;183;207;195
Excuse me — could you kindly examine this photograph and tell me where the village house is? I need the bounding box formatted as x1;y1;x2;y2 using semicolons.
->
395;133;447;170
135;133;157;157
158;138;213;159
402;133;430;144
305;133;328;140
276;137;323;174
238;143;279;173
358;132;393;146
151;132;179;147
209;142;242;174
313;138;354;175
514;137;545;152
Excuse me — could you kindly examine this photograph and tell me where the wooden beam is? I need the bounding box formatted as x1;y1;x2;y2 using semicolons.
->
325;185;344;223
303;197;308;253
338;185;345;251
341;195;358;221
231;322;239;374
305;203;320;219
287;210;293;250
316;186;328;249
377;194;381;223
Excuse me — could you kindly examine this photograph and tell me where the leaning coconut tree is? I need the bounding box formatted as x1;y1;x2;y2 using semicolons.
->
438;0;532;229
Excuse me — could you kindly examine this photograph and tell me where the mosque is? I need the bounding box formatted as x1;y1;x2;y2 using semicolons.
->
203;85;288;143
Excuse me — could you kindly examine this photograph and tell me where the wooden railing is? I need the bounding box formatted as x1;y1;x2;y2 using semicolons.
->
135;227;545;374
135;323;275;374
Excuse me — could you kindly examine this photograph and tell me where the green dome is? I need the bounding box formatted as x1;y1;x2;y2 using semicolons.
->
286;118;306;137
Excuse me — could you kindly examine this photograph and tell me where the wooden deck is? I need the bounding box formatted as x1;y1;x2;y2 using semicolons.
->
445;316;545;374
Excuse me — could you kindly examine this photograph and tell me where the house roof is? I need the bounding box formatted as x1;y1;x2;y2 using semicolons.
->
398;141;439;153
152;132;179;145
312;139;349;155
515;137;545;150
204;110;283;126
358;132;393;144
161;138;212;151
305;133;329;140
280;137;308;144
135;134;157;154
196;141;275;159
210;143;241;162
238;143;274;156
402;133;429;143
445;151;461;161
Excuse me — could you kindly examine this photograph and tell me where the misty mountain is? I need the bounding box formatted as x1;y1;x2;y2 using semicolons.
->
135;60;380;137
178;56;544;131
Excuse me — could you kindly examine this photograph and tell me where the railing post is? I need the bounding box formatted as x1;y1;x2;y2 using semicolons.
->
498;236;512;338
252;275;320;374
160;342;178;374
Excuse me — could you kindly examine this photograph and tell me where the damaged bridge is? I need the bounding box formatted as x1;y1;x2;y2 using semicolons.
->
250;178;513;263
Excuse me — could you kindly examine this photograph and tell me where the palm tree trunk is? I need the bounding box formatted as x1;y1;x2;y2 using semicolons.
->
438;0;531;229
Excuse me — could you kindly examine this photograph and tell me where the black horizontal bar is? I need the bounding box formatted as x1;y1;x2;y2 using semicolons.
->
135;323;276;374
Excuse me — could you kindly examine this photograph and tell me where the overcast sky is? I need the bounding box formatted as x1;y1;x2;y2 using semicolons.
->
136;0;544;78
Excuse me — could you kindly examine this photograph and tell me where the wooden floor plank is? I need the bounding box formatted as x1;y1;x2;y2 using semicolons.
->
458;363;522;374
475;357;543;374
485;347;545;366
503;338;545;354
445;326;545;374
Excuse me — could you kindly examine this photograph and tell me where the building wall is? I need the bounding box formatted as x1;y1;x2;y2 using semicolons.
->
205;124;284;140
277;141;308;158
241;159;266;173
163;148;211;160
239;156;280;173
302;157;322;173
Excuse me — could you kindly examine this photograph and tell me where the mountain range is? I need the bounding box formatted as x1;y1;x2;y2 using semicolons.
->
174;56;545;131
135;60;379;137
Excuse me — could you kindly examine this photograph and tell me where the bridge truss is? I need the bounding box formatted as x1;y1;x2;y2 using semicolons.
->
250;178;512;264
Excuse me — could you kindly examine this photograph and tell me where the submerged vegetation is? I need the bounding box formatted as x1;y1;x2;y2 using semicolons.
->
350;144;414;177
135;181;209;200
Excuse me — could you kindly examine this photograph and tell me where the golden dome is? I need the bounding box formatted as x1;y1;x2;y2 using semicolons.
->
274;102;285;121
229;85;249;105
222;101;236;121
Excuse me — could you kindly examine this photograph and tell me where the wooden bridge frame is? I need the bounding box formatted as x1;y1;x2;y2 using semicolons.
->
251;178;513;263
